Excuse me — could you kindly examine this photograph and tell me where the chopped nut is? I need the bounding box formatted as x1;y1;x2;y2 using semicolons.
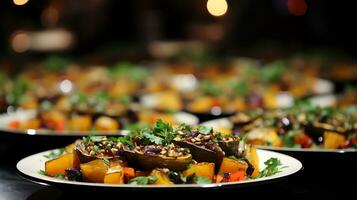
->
203;135;211;140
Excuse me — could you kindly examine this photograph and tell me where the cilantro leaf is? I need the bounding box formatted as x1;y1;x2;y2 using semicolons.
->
43;148;65;159
151;119;174;145
117;135;135;148
177;123;192;132
198;125;213;135
89;136;106;142
194;176;212;184
92;145;100;153
103;158;110;166
128;176;157;185
38;170;47;176
259;158;285;178
140;132;164;145
54;174;66;180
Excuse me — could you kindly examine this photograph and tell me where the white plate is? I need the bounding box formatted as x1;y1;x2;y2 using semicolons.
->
0;110;199;136
16;149;302;189
201;118;357;153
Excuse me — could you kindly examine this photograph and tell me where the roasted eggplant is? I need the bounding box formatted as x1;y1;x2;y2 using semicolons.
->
74;137;120;164
122;145;192;171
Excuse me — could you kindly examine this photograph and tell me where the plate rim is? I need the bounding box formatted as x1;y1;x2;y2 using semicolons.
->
201;118;357;153
16;149;303;189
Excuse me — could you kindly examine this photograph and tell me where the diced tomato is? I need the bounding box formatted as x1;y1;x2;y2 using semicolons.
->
123;167;135;182
55;120;65;131
211;99;221;107
228;171;246;182
296;134;313;148
9;120;21;129
221;171;246;182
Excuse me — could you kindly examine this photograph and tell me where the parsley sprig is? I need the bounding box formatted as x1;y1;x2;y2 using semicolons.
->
128;176;158;185
258;158;286;178
43;148;65;159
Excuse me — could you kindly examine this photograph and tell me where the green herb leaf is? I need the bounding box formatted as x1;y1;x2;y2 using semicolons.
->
54;174;66;180
151;119;174;145
140;132;164;145
128;176;157;185
177;123;192;132
200;80;220;96
103;158;110;166
89;136;106;142
259;158;285;178
92;145;100;153
43;148;65;159
38;170;47;176
198;125;213;135
117;135;135;148
194;176;212;184
83;136;90;145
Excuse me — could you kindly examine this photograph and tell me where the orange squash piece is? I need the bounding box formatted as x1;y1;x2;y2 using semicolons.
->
65;143;75;154
104;165;124;184
45;153;74;177
94;116;119;132
218;157;248;175
183;162;215;181
69;115;92;131
80;159;108;183
245;146;260;177
324;131;346;149
150;169;174;185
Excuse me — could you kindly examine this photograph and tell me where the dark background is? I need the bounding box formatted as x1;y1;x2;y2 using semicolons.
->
1;0;357;60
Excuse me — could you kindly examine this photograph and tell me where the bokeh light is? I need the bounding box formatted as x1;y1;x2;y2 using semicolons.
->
11;31;31;53
13;0;29;6
207;0;228;17
288;0;307;16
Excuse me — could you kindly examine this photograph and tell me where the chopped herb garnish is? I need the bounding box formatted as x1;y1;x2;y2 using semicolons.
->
38;170;47;176
140;132;164;145
92;145;100;153
177;123;192;132
89;136;106;142
103;158;110;166
117;135;135;148
43;148;65;159
198;125;213;135
128;176;157;185
83;136;90;145
54;174;66;180
259;158;285;178
194;176;212;184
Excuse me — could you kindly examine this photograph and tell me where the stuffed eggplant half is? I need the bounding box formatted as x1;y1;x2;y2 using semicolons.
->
42;120;281;185
230;104;357;150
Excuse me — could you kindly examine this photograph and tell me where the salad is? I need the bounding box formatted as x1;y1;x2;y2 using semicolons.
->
40;120;284;185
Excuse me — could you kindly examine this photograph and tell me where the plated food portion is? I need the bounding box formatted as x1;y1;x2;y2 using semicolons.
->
17;120;302;186
202;103;357;151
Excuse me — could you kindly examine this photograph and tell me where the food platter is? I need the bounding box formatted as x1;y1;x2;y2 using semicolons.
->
201;118;357;153
0;109;198;136
17;148;302;189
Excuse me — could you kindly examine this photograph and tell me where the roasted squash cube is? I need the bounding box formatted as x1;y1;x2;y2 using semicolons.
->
80;159;108;183
183;162;215;181
45;153;74;177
